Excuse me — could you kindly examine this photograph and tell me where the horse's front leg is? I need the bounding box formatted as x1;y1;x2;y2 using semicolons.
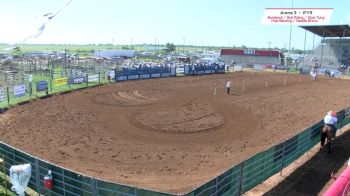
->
327;140;332;154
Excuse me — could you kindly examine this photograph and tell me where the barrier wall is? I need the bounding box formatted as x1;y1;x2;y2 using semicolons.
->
185;64;225;76
0;142;173;196
115;66;176;81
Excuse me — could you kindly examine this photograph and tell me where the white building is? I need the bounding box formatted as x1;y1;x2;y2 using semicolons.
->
94;50;136;58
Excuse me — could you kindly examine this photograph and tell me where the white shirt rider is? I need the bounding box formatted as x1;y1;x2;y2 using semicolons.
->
226;82;231;88
324;112;337;125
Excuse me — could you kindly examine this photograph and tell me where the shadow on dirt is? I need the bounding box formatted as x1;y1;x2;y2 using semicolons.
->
264;130;350;196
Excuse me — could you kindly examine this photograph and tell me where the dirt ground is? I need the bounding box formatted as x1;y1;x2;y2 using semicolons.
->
1;72;350;194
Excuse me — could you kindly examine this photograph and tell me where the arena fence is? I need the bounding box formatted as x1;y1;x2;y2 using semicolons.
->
0;63;227;109
184;108;350;196
1;108;349;196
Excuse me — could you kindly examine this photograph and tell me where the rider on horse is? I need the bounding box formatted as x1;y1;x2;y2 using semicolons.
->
324;111;338;136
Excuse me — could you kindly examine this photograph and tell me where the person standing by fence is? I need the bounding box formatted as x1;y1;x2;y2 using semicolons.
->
226;81;231;95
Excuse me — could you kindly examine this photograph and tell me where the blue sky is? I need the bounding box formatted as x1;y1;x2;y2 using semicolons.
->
0;0;349;49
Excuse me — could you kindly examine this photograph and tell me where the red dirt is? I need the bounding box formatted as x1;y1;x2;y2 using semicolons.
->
1;72;350;194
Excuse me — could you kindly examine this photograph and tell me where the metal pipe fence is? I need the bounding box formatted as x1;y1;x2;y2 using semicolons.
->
184;109;350;196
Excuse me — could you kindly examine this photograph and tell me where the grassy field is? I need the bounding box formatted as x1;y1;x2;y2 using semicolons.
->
0;43;222;55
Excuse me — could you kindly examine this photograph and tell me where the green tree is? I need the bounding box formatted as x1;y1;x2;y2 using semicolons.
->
11;46;23;58
165;43;176;53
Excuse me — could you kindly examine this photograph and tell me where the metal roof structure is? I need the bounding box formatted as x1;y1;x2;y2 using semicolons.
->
299;25;350;37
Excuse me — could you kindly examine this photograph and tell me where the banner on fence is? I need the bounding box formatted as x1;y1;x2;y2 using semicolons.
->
151;73;161;78
205;70;212;74
14;84;26;97
36;81;48;92
0;89;4;102
128;75;139;80
162;73;171;77
117;76;127;81
109;70;115;80
88;75;99;82
274;65;287;70
71;77;85;84
28;75;33;83
54;78;68;86
140;74;150;79
234;65;243;72
254;64;263;71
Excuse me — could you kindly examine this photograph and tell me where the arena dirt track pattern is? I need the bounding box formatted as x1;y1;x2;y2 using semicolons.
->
1;72;350;194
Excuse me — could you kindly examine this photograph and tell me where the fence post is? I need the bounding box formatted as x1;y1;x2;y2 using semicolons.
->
263;151;267;179
91;177;97;196
238;162;244;195
29;82;32;99
6;87;9;105
307;129;311;156
50;78;52;93
280;142;285;176
114;68;117;81
35;159;40;193
86;73;89;87
215;177;218;195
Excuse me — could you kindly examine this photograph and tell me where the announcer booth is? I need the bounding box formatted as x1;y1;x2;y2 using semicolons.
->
299;25;350;69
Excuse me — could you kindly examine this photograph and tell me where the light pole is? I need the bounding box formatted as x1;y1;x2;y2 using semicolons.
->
288;0;294;67
268;41;272;49
154;37;157;53
130;37;133;49
182;37;186;54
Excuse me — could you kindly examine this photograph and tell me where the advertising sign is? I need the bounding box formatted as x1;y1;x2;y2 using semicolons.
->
234;65;243;72
109;70;115;80
140;74;150;79
128;75;139;80
36;81;48;92
254;64;263;71
14;84;26;97
0;89;4;102
54;78;68;86
88;75;99;82
71;77;85;84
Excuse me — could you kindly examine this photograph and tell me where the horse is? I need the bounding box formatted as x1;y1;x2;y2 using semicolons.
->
320;124;334;153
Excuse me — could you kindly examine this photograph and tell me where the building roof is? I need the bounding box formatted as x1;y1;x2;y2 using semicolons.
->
299;25;350;37
220;49;280;57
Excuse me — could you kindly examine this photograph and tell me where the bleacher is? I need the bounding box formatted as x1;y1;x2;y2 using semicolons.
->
302;39;350;69
299;25;350;70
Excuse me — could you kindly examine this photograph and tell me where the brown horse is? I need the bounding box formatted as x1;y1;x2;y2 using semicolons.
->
320;125;334;153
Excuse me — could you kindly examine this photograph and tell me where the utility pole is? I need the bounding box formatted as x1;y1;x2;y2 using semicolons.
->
268;42;272;49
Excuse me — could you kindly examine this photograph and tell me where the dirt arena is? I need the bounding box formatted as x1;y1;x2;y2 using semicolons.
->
1;72;350;194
